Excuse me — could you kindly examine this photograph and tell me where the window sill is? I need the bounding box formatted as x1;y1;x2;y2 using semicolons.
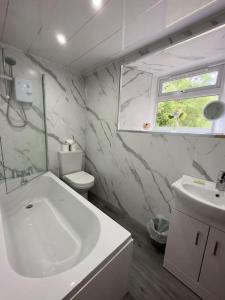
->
117;128;225;138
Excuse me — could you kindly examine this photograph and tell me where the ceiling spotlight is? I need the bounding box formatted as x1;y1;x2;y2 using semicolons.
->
92;0;102;9
56;33;67;45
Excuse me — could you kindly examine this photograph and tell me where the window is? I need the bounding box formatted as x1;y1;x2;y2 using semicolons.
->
156;96;217;129
160;70;219;95
118;63;225;135
154;65;225;133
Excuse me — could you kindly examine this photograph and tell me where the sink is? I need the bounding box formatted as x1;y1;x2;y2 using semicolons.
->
182;182;225;207
172;175;225;230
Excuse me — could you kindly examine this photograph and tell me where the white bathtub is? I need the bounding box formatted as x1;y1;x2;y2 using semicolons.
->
0;172;133;300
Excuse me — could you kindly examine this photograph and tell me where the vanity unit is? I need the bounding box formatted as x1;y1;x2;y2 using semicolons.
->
164;175;225;300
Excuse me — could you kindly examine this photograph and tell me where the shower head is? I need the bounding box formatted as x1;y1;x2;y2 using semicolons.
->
5;57;16;66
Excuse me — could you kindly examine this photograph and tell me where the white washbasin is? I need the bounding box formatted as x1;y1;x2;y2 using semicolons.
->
172;175;225;230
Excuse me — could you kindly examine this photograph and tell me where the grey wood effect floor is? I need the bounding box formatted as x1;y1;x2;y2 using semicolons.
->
89;194;201;300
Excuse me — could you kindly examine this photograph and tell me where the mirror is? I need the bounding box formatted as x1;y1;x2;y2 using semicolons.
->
203;101;225;120
118;24;225;136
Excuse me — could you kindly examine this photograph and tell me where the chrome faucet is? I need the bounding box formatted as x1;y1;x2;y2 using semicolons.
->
216;171;225;191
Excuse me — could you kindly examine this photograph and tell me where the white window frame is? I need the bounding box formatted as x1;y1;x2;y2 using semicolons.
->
152;64;225;134
158;65;224;100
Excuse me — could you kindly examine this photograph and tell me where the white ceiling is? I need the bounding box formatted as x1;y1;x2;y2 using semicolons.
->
1;0;225;74
129;24;225;77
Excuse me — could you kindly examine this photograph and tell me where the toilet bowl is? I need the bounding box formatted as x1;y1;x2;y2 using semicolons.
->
63;171;94;199
58;150;95;199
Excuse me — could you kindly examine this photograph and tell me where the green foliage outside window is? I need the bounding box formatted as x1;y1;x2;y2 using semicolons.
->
157;72;218;128
162;71;218;94
156;96;217;128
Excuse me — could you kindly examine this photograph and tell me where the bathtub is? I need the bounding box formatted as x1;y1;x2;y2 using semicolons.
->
0;172;133;300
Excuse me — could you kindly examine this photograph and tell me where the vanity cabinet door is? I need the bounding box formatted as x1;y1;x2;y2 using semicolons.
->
199;228;225;300
164;209;209;281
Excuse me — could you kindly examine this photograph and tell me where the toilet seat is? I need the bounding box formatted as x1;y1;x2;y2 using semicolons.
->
63;171;95;189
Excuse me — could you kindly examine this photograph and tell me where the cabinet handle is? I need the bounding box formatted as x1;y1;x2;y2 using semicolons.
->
213;242;219;256
195;232;201;245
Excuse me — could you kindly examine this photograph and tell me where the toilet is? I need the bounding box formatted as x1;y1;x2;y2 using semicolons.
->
58;150;95;199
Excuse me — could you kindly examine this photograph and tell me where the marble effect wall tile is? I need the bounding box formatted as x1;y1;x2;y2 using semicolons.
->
85;62;225;225
0;47;46;187
0;45;86;190
119;66;153;131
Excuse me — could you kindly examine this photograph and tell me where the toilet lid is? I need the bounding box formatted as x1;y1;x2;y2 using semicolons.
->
63;171;95;189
